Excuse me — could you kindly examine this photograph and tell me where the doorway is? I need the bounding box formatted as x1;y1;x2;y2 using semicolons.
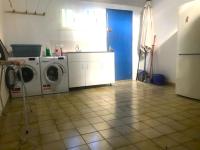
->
107;9;133;80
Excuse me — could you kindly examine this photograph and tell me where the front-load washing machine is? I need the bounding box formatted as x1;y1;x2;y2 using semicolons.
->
40;56;69;94
8;57;42;97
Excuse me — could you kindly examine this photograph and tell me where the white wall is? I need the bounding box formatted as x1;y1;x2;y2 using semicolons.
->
152;0;192;83
3;0;142;80
3;0;141;53
0;0;9;116
0;0;4;41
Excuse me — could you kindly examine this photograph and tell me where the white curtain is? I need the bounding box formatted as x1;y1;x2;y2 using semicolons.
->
140;1;154;51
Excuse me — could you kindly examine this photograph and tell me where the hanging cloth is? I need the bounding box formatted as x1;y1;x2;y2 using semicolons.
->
140;0;154;52
137;0;155;82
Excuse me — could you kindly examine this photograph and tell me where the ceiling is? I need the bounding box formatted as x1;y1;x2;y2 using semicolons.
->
3;0;146;13
82;0;146;7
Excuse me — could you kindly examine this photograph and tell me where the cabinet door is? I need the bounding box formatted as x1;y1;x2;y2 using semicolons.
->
86;53;115;86
86;62;102;86
68;62;85;88
100;54;115;84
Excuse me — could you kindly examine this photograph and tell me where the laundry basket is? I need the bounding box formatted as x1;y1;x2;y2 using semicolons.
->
11;44;41;57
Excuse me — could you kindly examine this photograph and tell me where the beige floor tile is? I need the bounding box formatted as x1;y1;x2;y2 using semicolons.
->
143;119;162;127
59;129;80;139
114;125;135;135
42;141;65;150
106;136;131;148
87;117;104;124
72;120;90;128
168;114;187;121
140;128;163;139
0;133;19;144
89;140;112;150
106;119;126;127
82;132;103;143
19;141;42;150
178;119;199;127
116;145;139;150
153;124;176;135
99;128;121;139
57;122;75;131
130;122;151;131
135;140;162;150
41;132;61;144
167;121;188;131
152;136;179;149
1;80;200;150
39;125;57;135
39;120;54;128
64;136;86;149
125;132;147;143
169;145;189;150
182;127;200;140
184;140;200;150
167;132;193;143
0;141;19;150
101;114;116;121
68;144;90;150
77;125;96;134
93;122;111;131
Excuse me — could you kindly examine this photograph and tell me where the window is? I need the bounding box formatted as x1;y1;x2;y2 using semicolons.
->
61;8;107;52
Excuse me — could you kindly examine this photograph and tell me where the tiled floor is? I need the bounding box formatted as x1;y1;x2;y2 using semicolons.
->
0;80;200;150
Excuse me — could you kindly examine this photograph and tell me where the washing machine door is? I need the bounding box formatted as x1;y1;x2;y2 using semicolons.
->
44;63;64;85
17;65;37;83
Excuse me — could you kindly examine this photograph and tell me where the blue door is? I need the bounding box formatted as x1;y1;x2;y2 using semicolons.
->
107;9;132;80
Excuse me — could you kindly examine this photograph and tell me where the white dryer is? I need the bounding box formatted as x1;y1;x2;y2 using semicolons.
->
40;56;69;94
8;57;42;97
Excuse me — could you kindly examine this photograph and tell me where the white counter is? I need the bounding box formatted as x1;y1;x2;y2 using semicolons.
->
67;52;115;88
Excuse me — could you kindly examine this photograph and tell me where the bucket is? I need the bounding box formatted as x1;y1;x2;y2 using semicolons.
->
151;74;166;85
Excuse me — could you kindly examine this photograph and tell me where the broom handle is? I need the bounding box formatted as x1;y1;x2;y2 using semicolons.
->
150;35;156;79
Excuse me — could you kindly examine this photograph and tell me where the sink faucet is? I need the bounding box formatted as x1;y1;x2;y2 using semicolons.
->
75;44;80;52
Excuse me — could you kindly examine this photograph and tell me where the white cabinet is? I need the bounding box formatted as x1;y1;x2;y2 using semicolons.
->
86;61;103;86
68;61;86;88
68;52;115;88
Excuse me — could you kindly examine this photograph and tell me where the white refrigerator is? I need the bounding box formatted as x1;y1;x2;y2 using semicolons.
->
176;0;200;100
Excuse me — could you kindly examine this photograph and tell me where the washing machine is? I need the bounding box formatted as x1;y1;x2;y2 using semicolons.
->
40;56;69;94
7;57;42;97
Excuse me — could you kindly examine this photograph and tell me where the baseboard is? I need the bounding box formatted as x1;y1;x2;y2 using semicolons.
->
167;82;176;86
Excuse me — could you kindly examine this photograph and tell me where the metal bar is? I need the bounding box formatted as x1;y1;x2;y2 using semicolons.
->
179;53;200;55
5;10;45;16
0;66;5;116
19;65;29;134
136;49;142;81
8;0;15;11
